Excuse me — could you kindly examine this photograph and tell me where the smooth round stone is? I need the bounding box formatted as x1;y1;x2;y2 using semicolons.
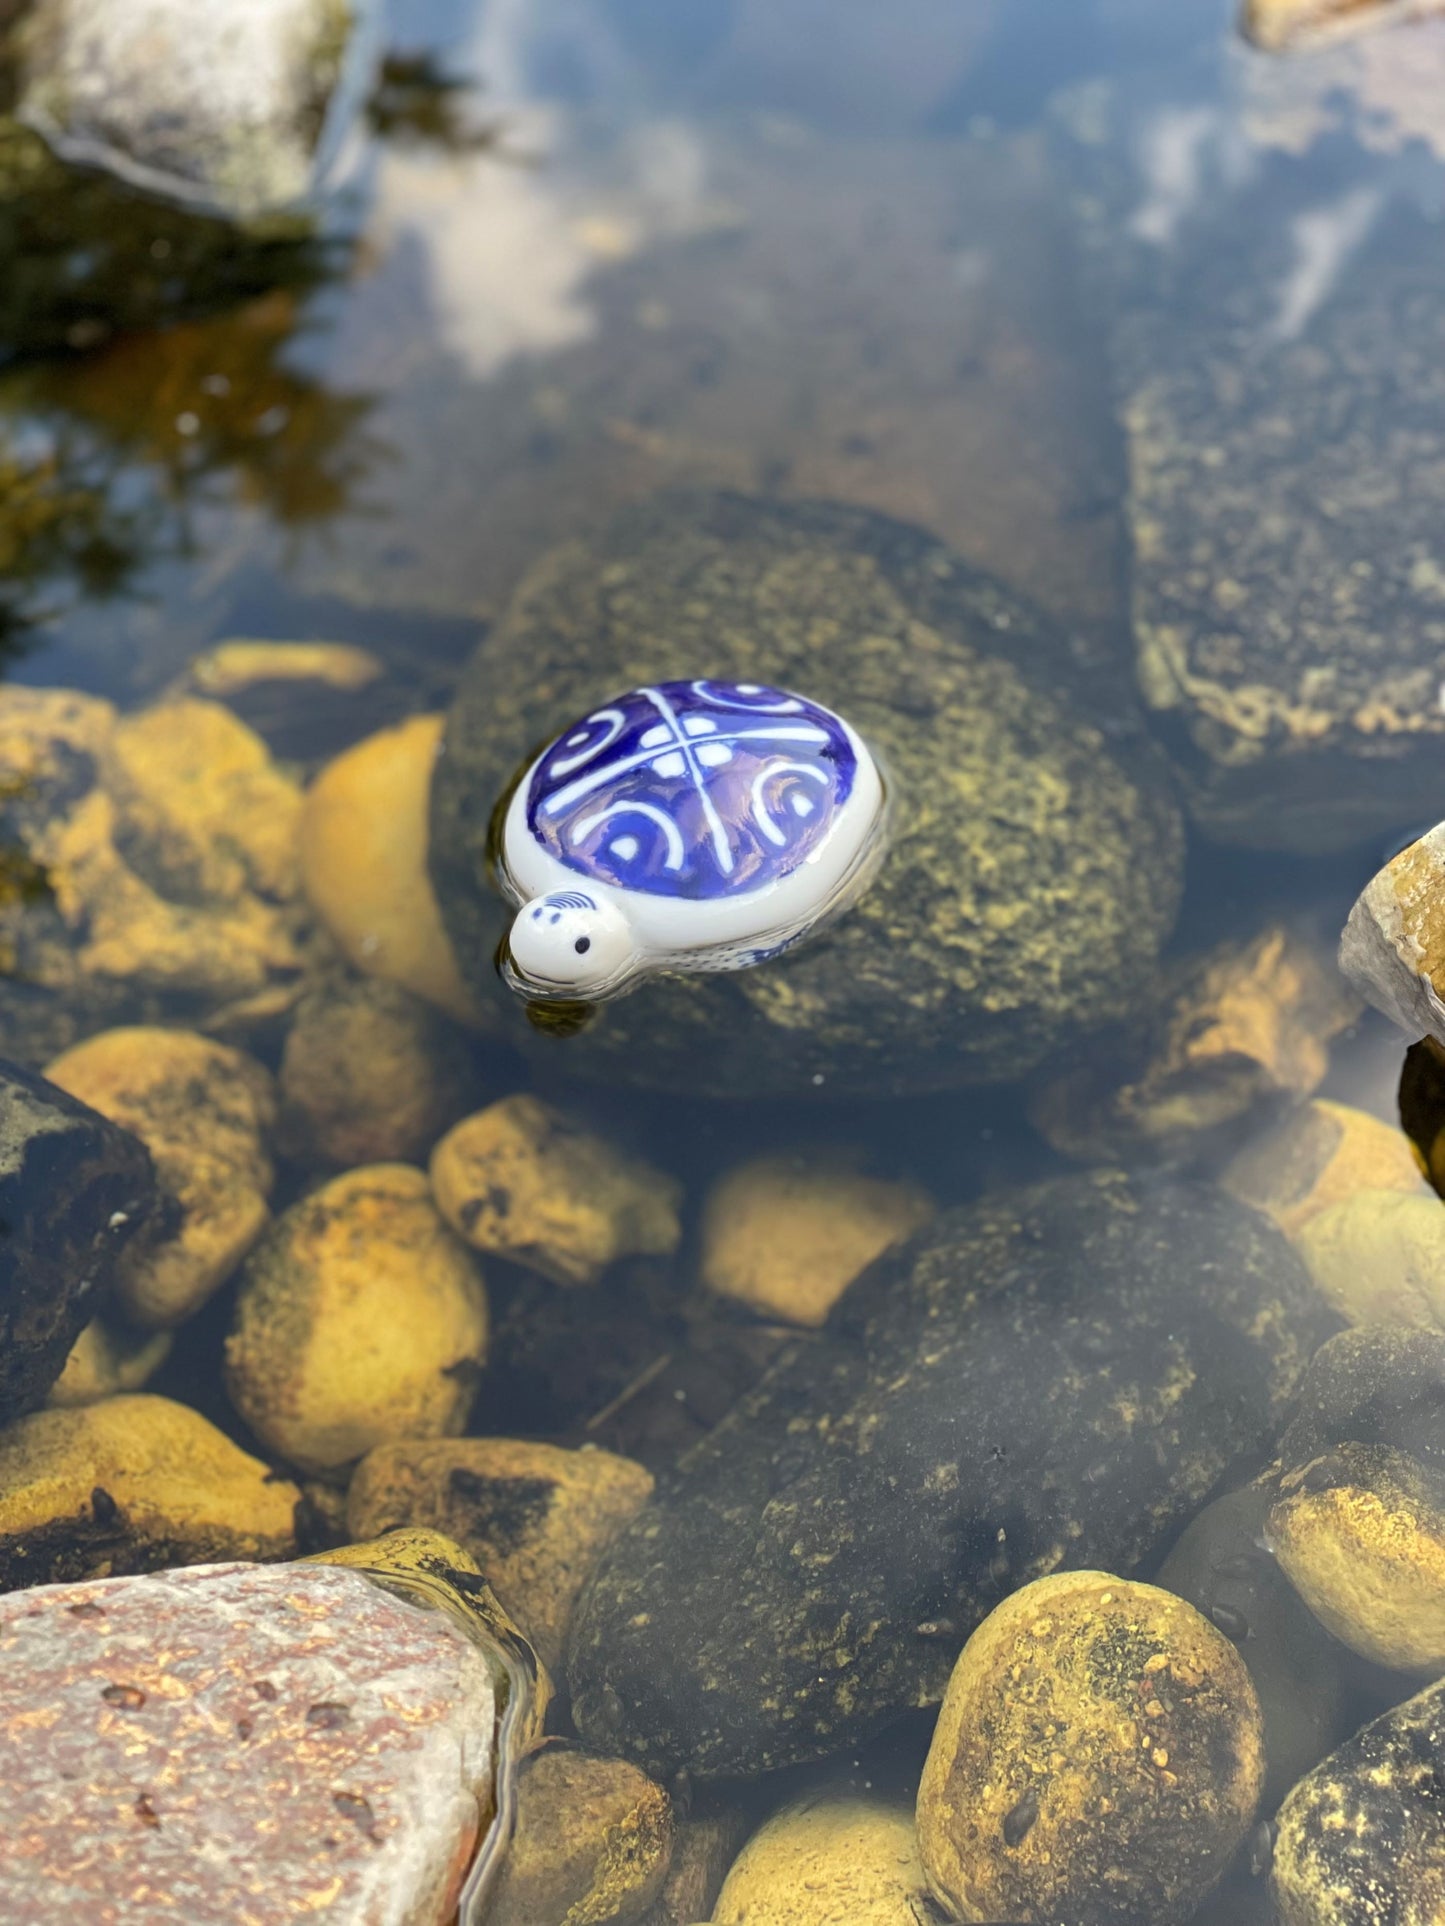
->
431;491;1184;1097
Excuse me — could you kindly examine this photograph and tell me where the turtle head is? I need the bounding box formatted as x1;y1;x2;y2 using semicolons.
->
504;890;638;1000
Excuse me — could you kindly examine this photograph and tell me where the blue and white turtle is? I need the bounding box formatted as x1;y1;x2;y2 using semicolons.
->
497;679;887;1002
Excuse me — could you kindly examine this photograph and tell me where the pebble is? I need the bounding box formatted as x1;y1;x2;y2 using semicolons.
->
639;1807;750;1926
0;1394;298;1587
569;1173;1330;1778
482;1744;673;1926
1156;1481;1353;1809
0;1559;496;1924
1034;926;1360;1164
278;970;482;1169
1272;1674;1445;1926
300;714;484;1027
185;640;384;699
712;1794;932;1926
346;1435;654;1672
44;1026;276;1328
430;1094;683;1287
49;1316;172;1407
0;1056;158;1421
1221;1097;1426;1238
1340;820;1445;1046
1291;1189;1445;1329
915;1572;1264;1925
224;1164;489;1475
699;1151;934;1327
1268;1440;1445;1673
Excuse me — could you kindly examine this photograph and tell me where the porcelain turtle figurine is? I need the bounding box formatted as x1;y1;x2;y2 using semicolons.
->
496;678;887;1002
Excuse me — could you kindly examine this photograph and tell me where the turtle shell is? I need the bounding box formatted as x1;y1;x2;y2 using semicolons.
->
522;679;857;901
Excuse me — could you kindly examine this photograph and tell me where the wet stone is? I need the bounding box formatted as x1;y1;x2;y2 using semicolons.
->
482;1744;673;1926
712;1794;931;1926
430;1094;682;1288
430;490;1184;1098
0;1560;495;1925
567;1171;1332;1778
639;1804;751;1926
1272;1672;1445;1926
1291;1188;1445;1330
1221;1097;1426;1240
48;1316;172;1408
224;1164;489;1476
1156;1481;1353;1809
915;1573;1264;1926
1340;821;1445;1047
0;1393;298;1588
346;1436;654;1674
0;1056;158;1423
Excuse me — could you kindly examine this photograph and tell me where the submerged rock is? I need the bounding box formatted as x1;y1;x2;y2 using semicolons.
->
0;1394;298;1587
0;1558;496;1925
0;1057;157;1422
1341;820;1445;1045
1221;1097;1426;1238
1272;1673;1445;1926
712;1795;931;1926
224;1163;489;1475
567;1172;1331;1778
1291;1189;1445;1329
915;1572;1264;1926
431;491;1184;1098
49;1315;172;1407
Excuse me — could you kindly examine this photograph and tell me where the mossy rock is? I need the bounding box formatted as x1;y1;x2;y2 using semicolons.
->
430;491;1184;1099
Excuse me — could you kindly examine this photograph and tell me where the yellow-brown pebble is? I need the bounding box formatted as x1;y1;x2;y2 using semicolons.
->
430;1095;682;1286
1222;1098;1426;1238
1291;1190;1445;1329
712;1795;931;1926
185;640;384;697
346;1436;653;1672
299;715;482;1026
700;1153;934;1326
0;1394;298;1587
48;1318;172;1407
278;971;481;1168
224;1164;488;1474
1267;1442;1445;1672
916;1571;1264;1925
484;1745;673;1926
45;1027;276;1328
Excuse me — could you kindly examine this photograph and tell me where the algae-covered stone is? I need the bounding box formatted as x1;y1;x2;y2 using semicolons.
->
568;1172;1331;1778
346;1436;654;1672
224;1163;489;1474
278;969;481;1169
712;1795;931;1926
699;1151;934;1327
1157;1481;1352;1809
48;1316;172;1407
1268;1440;1445;1673
301;714;484;1027
1222;1097;1426;1238
1340;820;1445;1046
1277;1323;1445;1467
0;1394;298;1587
431;491;1184;1098
640;1807;750;1926
916;1572;1263;1926
44;1027;276;1328
430;1095;682;1287
1292;1189;1445;1329
483;1745;673;1926
1272;1674;1445;1926
0;1056;158;1422
1034;926;1359;1165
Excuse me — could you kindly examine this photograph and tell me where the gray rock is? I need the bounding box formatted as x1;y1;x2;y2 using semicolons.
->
0;1058;157;1423
430;490;1184;1099
567;1171;1333;1779
1272;1673;1445;1926
0;1559;496;1925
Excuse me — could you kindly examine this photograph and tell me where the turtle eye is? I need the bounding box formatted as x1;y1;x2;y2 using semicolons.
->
574;936;592;955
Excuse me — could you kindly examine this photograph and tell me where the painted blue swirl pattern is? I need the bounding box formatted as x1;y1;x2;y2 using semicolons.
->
525;680;856;899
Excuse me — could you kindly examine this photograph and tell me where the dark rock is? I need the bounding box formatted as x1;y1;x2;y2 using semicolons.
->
1274;1325;1445;1475
1156;1481;1353;1811
430;490;1184;1098
567;1171;1333;1779
0;1058;157;1422
1272;1673;1445;1926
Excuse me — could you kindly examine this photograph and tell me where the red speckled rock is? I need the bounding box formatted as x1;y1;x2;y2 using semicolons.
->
0;1560;497;1924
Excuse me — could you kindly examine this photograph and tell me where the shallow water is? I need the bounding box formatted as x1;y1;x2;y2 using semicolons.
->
3;0;1445;1919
